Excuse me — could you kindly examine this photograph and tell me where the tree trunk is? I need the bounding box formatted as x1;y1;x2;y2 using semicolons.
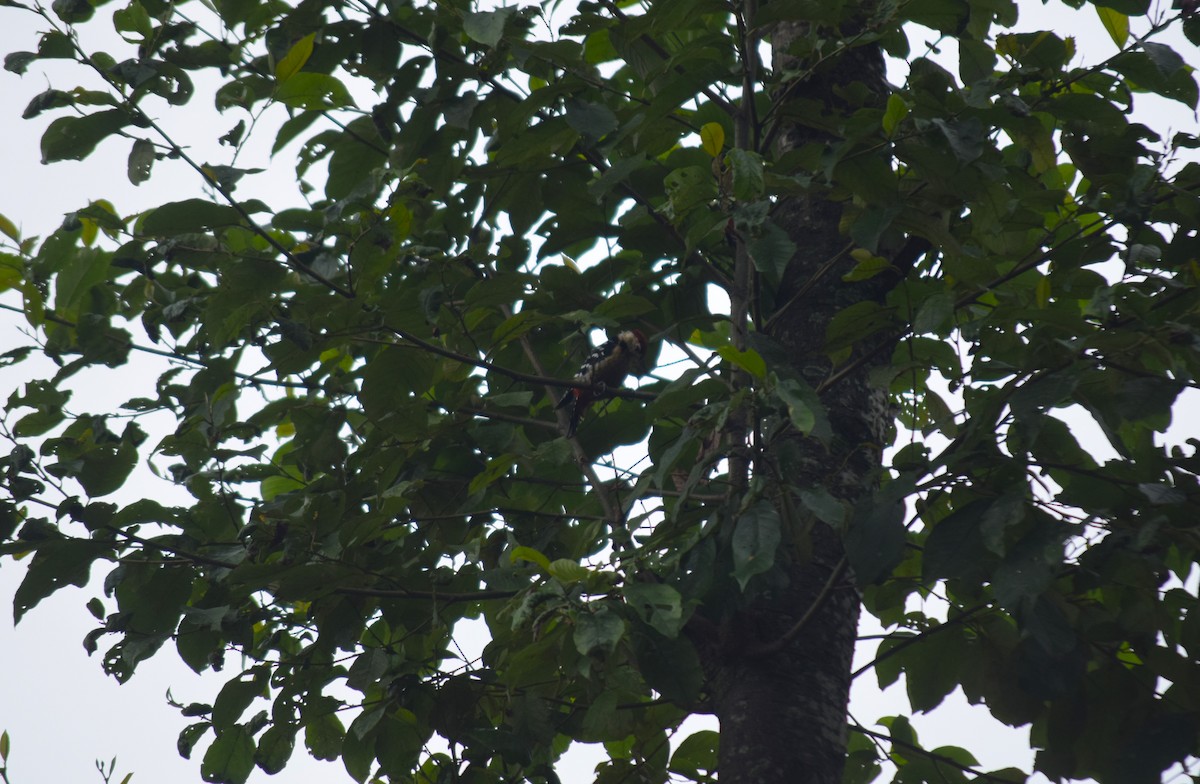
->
708;21;894;784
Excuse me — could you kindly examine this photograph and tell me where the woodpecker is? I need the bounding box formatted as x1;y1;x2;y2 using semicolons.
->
556;329;648;437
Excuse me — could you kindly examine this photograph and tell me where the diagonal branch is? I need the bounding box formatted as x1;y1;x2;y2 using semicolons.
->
849;723;1024;784
30;6;357;299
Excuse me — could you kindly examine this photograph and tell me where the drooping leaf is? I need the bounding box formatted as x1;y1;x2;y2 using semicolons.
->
141;199;245;234
201;727;256;784
732;501;781;589
574;605;625;657
40;110;130;163
700;122;725;156
1096;6;1129;48
275;33;315;82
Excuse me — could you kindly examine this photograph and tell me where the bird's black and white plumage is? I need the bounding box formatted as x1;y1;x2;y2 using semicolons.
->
556;329;648;436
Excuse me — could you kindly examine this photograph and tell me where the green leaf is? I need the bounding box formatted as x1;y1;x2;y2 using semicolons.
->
799;487;845;527
141;199;244;235
374;712;424;780
178;722;210;760
40;110;130;164
903;625;969;712
548;558;589;583
5;51;37;75
22;88;76;120
463;8;515;47
993;533;1057;610
669;730;718;778
272;110;321;154
254;725;296;775
775;377;816;433
922;500;994;582
201;727;256;784
843;492;906;586
732;501;781;589
716;345;766;378
664;165;713;219
305;711;345;762
623;582;684;638
325;118;386;199
842;250;891;282
746;220;796;284
574;605;625;657
630;626;704;705
1096;6;1129;48
274;72;355;110
903;0;968;34
52;0;93;23
581;691;626;742
212;671;265;729
0;212;18;242
127;138;155;185
13;538;101;623
275;33;315;81
113;1;151;39
727;148;765;201
510;545;551;572
469;454;517;494
882;93;908;136
825;301;895;353
565;98;618;142
700;122;725;156
342;712;378;783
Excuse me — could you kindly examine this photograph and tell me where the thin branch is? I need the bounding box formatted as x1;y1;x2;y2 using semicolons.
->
850;605;988;681
375;327;655;401
815;212;1113;397
31;8;357;300
762;240;854;333
0;301;312;389
499;304;625;529
595;0;739;119
746;556;848;657
850;723;1024;784
106;527;517;603
332;585;517;603
349;0;730;289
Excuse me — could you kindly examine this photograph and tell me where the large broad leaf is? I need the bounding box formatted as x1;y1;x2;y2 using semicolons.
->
463;7;516;47
623;582;684;638
732;501;781;589
254;724;296;775
921;500;995;583
274;72;355;110
13;538;104;623
201;726;256;784
574;605;625;657
141;199;245;235
212;669;267;729
844;492;906;586
40;110;130;163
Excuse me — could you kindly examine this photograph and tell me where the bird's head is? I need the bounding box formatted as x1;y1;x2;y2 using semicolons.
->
617;329;649;371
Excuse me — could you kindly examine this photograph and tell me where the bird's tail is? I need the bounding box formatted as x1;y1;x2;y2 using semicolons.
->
556;387;577;410
566;405;583;437
557;388;584;436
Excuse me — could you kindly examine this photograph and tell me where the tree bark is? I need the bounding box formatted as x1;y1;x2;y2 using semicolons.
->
707;20;895;784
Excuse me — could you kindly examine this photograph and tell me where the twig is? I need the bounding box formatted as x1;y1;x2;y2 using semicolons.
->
850;723;1024;784
377;326;655;401
850;605;988;680
746;556;848;657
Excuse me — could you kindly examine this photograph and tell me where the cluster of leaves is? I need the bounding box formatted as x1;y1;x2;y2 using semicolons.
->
1;0;1200;782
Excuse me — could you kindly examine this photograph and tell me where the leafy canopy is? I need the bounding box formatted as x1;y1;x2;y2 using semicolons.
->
2;0;1200;782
